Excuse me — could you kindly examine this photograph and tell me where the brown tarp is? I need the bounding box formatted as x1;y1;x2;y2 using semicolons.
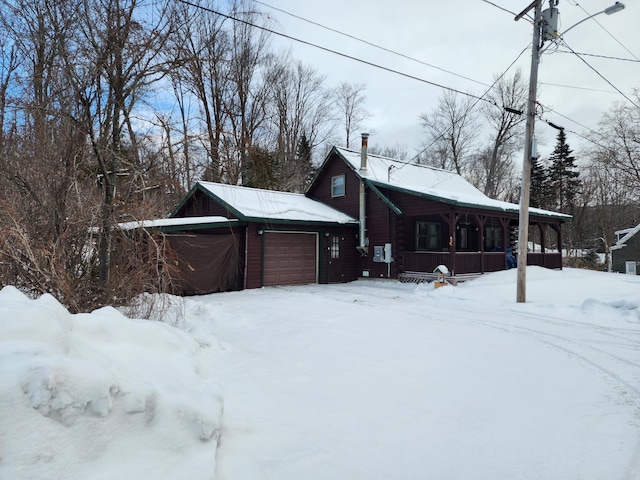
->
167;233;240;295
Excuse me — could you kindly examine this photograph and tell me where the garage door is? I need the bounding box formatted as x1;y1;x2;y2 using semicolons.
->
263;232;317;286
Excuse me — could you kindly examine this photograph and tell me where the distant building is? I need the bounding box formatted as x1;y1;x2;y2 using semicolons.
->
611;224;640;275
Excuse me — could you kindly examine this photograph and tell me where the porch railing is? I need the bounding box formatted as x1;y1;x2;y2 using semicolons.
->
399;250;562;274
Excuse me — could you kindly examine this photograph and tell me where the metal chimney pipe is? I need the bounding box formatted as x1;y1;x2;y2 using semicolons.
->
358;133;369;255
360;133;369;171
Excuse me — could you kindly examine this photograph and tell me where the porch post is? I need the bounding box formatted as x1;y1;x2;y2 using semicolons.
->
538;222;547;267
475;215;487;273
440;211;459;275
556;223;563;256
499;218;510;250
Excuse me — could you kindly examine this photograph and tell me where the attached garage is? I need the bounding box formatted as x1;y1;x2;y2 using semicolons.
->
263;232;317;286
165;182;359;292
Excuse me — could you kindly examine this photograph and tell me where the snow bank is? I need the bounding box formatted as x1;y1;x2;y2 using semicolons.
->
0;286;223;480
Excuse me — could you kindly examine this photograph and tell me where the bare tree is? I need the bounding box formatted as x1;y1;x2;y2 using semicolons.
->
334;81;370;148
224;1;273;184
268;58;334;192
70;0;174;283
0;0;184;312
590;96;640;200
169;1;230;183
418;90;479;175
0;28;19;156
368;143;409;160
478;70;527;199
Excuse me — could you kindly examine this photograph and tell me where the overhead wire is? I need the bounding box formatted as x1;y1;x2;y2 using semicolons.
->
398;44;531;170
176;0;499;107
480;0;533;22
570;2;640;61
250;0;621;150
254;0;492;89
177;0;622;159
539;82;617;94
554;49;640;63
560;38;640;110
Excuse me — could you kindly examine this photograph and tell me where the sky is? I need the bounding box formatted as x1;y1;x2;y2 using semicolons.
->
255;0;640;159
2;267;640;479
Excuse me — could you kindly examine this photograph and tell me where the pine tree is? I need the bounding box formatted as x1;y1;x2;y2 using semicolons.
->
530;156;549;209
295;133;314;190
548;130;580;213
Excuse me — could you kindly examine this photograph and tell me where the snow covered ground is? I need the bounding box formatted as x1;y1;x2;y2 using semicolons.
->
2;267;640;479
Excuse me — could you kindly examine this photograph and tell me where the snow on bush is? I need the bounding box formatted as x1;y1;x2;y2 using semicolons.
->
0;286;223;480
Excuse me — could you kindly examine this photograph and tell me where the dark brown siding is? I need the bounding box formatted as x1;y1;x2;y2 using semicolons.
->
307;153;361;219
245;223;263;289
174;189;240;219
359;190;396;278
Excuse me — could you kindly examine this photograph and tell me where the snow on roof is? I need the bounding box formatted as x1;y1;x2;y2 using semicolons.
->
118;216;237;231
611;223;640;250
335;147;570;219
198;181;358;224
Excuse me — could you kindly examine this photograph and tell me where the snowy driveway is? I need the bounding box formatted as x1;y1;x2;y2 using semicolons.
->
185;268;640;480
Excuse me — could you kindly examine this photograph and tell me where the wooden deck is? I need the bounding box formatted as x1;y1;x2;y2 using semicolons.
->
398;271;484;285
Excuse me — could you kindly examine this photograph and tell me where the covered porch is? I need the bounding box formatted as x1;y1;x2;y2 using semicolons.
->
395;211;564;277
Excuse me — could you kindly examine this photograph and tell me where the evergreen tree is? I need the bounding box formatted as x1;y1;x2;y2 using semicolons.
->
243;146;279;190
294;133;314;190
529;156;549;209
548;130;580;212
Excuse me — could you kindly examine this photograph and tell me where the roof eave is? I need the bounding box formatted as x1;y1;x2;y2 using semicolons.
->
157;220;245;233
305;146;342;194
244;216;358;227
168;183;199;218
368;180;570;221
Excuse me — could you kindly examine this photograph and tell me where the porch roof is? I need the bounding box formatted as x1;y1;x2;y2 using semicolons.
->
331;147;570;221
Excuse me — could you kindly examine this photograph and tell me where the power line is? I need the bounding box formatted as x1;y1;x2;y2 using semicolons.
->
254;0;492;89
176;0;618;159
539;82;618;94
570;2;640;61
480;0;532;21
176;0;498;107
404;45;531;167
554;49;640;63
561;39;640;110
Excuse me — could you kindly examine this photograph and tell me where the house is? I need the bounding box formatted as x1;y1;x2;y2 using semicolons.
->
306;135;569;281
137;135;569;295
611;224;640;275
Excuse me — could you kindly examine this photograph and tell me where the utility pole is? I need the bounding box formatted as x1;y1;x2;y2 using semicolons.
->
513;0;624;302
515;1;543;303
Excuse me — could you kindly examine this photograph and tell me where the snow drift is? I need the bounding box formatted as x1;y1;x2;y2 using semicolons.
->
0;286;223;480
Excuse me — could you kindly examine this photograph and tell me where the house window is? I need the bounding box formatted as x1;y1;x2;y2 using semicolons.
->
484;226;503;251
460;227;468;249
416;221;440;251
331;236;340;259
331;175;345;197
